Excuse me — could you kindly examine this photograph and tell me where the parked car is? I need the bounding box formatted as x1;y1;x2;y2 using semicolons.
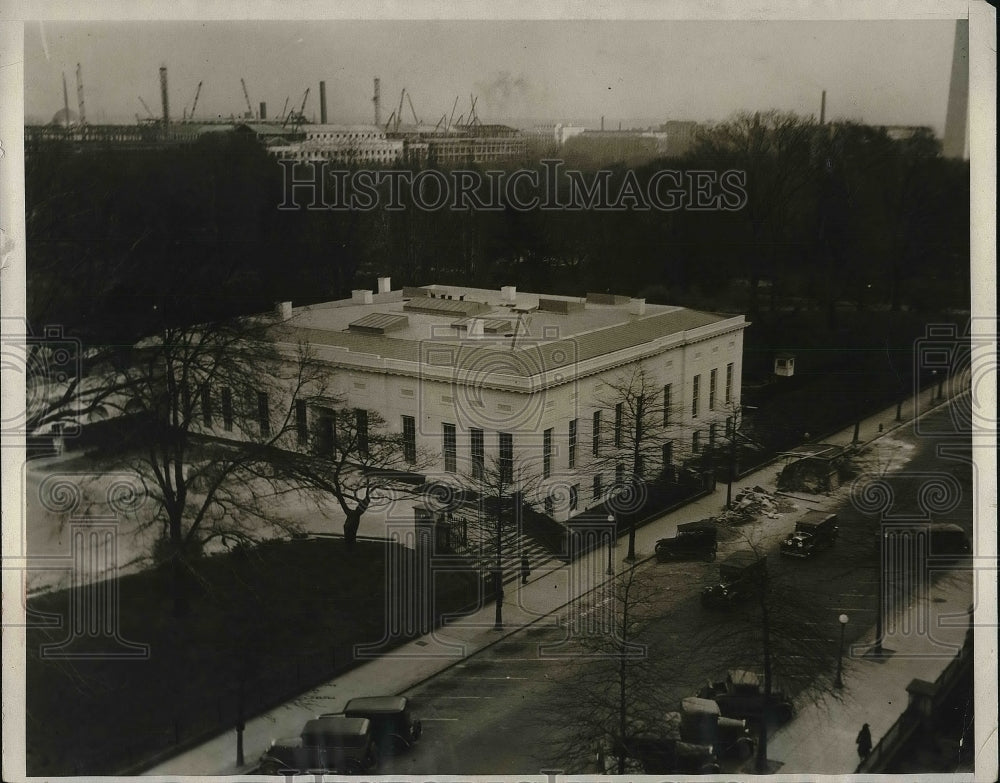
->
697;669;794;724
780;511;838;558
656;519;718;562
597;732;720;775
701;551;766;609
673;697;755;760
328;696;422;755
258;716;378;775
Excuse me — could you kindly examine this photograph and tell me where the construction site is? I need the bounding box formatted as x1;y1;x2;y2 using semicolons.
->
25;66;527;165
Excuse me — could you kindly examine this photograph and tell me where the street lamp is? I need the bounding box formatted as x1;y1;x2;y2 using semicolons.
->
835;613;848;688
606;514;615;575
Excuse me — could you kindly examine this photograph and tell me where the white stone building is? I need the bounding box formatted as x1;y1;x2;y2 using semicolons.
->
266;280;748;522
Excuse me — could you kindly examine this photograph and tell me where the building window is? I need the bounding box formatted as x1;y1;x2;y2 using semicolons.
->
614;402;624;448
709;422;717;450
296;400;308;446
692;375;700;418
257;392;271;437
592;410;601;456
402;415;416;463
726;415;735;438
356;409;369;457
499;432;513;483
663;384;672;426
662;441;673;468
693;430;701;453
221;387;233;432
201;387;213;427
593;473;603;500
570;484;579;512
615;462;625;488
709;369;717;411
568;419;578;469
544;495;555;517
726;363;734;404
470;428;484;479
443;423;457;472
543;428;553;478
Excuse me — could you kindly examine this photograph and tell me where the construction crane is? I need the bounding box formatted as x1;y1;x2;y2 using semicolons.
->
240;78;253;119
406;91;420;125
279;96;289;122
395;88;406;132
75;63;86;126
138;96;155;118
468;94;479;127
448;95;459;129
284;87;309;128
188;81;203;120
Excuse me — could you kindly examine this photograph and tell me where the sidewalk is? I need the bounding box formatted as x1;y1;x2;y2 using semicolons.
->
144;382;971;776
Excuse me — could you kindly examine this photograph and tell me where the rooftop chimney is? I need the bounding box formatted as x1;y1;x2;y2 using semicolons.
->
351;289;373;305
373;77;381;126
275;301;293;320
377;276;392;294
259;101;267;121
628;298;646;316
159;65;170;136
500;285;517;302
819;90;826;125
320;81;327;124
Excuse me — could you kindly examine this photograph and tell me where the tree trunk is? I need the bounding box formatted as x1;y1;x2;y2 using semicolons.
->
343;508;362;548
756;596;772;773
171;554;189;618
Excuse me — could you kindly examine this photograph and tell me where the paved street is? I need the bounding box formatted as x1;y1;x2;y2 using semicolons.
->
140;382;982;777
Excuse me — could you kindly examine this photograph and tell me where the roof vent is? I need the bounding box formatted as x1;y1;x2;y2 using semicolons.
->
351;290;374;304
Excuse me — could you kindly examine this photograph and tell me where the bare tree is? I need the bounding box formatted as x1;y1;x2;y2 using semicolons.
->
89;313;329;616
297;406;432;548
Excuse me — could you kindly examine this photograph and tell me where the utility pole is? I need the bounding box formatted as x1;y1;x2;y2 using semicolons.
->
75;63;86;126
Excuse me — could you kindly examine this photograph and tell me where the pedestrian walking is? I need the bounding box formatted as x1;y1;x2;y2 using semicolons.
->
520;555;531;584
856;723;872;760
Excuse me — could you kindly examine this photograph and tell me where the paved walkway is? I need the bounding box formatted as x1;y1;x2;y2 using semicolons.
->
144;382;977;776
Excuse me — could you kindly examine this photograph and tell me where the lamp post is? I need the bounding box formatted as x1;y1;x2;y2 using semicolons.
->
726;406;756;510
835;613;848;688
606;514;615;575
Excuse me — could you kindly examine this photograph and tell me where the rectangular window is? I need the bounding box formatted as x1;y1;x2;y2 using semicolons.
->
726;363;734;404
615;462;625;487
317;408;336;456
543;428;553;478
470;428;484;479
663;384;672;426
443;423;457;472
592;411;601;457
568;419;577;469
593;473;603;500
221;387;233;432
544;495;555;517
693;431;701;453
662;441;673;467
295;400;308;446
709;369;717;411
201;387;213;427
356;409;369;457
709;422;717;449
257;392;271;437
635;453;644;478
402;415;416;463
570;484;579;512
692;375;700;418
614;402;624;448
499;432;513;483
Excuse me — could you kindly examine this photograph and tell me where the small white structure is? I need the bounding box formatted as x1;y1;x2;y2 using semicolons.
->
774;353;796;377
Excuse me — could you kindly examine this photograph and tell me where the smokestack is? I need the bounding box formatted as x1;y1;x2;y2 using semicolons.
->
62;72;70;127
76;63;86;126
159;65;170;135
319;81;327;124
373;77;381;126
377;276;391;294
259;102;267;120
819;90;826;125
601;115;604;132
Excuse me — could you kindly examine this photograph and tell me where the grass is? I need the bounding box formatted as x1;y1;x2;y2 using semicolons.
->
25;537;481;776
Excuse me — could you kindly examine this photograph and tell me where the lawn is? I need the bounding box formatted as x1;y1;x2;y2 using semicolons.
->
25;537;481;775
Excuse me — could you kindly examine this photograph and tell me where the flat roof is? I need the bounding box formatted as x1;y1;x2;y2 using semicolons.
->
279;285;744;376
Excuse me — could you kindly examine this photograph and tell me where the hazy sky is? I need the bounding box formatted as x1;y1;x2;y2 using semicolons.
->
23;19;960;132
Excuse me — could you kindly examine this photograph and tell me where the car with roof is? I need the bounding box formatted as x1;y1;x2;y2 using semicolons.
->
671;697;755;761
700;551;766;609
698;669;794;725
655;519;718;562
780;511;838;558
324;695;422;755
257;715;378;775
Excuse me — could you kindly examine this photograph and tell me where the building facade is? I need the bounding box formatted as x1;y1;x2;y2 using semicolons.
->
264;280;747;521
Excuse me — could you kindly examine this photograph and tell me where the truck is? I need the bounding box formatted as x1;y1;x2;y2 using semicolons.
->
700;551;767;609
